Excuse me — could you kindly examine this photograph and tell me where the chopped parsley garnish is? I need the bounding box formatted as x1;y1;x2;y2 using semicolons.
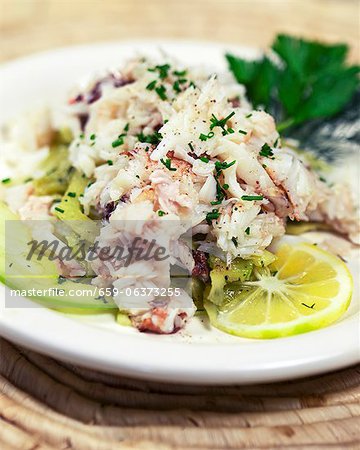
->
1;178;11;184
124;123;130;132
274;137;279;147
245;113;252;118
206;209;220;224
112;135;125;147
238;129;247;135
54;207;64;214
137;131;163;145
188;142;195;152
241;195;264;201
160;158;177;171
90;134;96;140
173;69;187;77
67;192;76;198
319;176;327;183
212;160;237;204
107;160;113;166
259;143;274;158
199;132;215;141
231;236;238;247
155;85;167;100
200;156;209;163
158;210;166;216
146;80;157;91
245;227;250;235
173;81;181;93
156;64;171;79
210;200;222;205
215;160;236;171
25;177;33;183
79;133;85;139
210;111;235;135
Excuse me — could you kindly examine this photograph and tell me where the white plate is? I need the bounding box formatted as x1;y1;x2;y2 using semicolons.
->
0;41;359;384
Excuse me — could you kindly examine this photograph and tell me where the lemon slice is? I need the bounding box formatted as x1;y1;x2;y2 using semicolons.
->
204;243;353;339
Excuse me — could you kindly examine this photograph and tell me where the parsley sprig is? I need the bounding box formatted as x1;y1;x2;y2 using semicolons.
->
226;34;359;132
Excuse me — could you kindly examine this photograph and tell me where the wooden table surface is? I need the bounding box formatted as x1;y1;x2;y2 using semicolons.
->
0;0;359;63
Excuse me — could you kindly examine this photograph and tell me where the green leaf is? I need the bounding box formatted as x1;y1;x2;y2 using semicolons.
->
294;66;360;123
227;34;359;133
225;53;260;84
225;54;277;108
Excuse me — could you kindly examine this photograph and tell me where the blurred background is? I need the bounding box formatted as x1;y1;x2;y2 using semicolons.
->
0;0;359;62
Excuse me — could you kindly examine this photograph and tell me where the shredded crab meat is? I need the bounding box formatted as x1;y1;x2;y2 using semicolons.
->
3;56;358;334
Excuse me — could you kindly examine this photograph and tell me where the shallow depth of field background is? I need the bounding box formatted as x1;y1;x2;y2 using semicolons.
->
0;0;359;63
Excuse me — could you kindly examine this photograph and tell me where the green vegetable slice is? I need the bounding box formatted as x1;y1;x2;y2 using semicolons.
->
207;256;253;305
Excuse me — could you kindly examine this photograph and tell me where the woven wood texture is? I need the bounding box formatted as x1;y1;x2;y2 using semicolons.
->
0;339;359;449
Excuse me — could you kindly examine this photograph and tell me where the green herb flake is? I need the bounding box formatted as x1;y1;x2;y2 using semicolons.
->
231;236;238;247
54;207;65;214
173;69;187;77
241;195;264;201
259;143;274;158
199;132;215;141
206;209;220;224
245;113;252;118
107;160;114;166
215;160;236;171
245;226;250;235
90;134;96;140
160;158;177;171
210;111;236;135
156;63;171;79
1;178;11;184
238;129;247;135
200;156;209;163
158;210;166;216
222;183;229;190
112;137;124;148
155;85;167;100
173;81;181;93
67;192;76;198
137;131;163;146
146;80;157;91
